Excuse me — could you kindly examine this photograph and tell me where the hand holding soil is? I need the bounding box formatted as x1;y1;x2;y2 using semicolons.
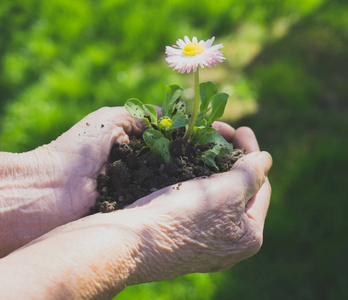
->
0;106;146;257
0;36;272;299
0;108;272;298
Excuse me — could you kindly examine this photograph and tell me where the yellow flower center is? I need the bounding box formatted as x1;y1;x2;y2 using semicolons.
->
159;118;172;128
183;43;205;56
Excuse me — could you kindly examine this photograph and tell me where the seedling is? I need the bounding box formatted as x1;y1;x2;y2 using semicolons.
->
125;36;232;170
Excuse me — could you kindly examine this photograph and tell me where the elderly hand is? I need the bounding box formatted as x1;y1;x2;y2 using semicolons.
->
0;107;145;257
124;126;272;277
0;116;272;299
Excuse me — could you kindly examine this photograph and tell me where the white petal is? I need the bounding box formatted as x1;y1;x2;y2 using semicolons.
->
177;39;186;48
184;36;191;44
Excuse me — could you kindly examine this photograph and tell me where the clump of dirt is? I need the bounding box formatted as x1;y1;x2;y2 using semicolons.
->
91;136;245;213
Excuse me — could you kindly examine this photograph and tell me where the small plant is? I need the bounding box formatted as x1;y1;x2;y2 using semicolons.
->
125;36;232;170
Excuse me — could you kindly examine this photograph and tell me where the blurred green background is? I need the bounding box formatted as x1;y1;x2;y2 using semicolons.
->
1;0;347;299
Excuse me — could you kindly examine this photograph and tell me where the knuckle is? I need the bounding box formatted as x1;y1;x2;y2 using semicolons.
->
97;106;110;114
239;126;255;137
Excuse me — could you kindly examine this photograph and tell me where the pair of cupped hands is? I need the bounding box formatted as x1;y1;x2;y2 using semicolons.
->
0;107;272;299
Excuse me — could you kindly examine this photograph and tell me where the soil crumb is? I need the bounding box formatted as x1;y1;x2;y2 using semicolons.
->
91;136;245;213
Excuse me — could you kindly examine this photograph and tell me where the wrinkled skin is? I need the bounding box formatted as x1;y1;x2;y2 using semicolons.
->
0;107;145;257
0;107;272;300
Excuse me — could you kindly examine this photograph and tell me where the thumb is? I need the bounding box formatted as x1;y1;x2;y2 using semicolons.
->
230;151;272;206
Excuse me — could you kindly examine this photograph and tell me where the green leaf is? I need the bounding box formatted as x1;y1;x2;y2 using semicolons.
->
199;131;233;170
197;131;232;157
205;127;217;134
143;104;158;126
125;98;150;126
200;81;218;114
170;114;190;129
125;98;146;119
143;129;164;147
152;137;172;163
143;129;172;163
191;119;217;143
196;118;207;128
200;150;218;170
195;112;206;126
207;93;229;125
190;119;207;140
162;84;183;116
172;97;187;117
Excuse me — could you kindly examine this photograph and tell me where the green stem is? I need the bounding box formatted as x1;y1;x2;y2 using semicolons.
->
184;69;200;140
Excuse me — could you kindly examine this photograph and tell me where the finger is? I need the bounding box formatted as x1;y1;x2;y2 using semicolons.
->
231;151;272;206
100;107;146;137
212;121;235;143
232;127;260;153
75;106;146;137
114;104;161;137
245;178;271;227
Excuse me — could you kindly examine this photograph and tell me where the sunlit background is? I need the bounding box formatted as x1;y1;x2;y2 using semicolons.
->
1;0;347;299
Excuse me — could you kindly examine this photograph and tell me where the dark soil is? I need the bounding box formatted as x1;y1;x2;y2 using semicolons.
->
91;136;245;213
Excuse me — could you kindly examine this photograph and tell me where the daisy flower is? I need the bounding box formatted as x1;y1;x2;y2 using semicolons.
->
165;36;225;74
165;36;226;140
